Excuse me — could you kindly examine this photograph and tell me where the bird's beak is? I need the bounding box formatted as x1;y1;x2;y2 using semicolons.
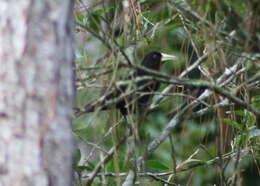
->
161;53;177;62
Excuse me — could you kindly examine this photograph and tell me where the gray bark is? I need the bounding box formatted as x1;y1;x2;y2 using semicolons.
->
0;0;74;186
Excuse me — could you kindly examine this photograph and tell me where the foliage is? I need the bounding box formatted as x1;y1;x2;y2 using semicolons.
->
73;0;260;185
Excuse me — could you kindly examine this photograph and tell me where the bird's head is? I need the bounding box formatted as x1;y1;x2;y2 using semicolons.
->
141;51;177;70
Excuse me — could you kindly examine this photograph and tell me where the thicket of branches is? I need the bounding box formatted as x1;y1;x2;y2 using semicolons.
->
73;0;260;185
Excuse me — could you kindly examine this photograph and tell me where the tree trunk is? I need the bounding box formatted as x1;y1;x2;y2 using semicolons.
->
0;0;75;186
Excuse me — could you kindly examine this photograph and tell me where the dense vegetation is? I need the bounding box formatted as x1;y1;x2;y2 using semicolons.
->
73;0;260;185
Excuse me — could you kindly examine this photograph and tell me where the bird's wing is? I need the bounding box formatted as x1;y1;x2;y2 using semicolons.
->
77;78;134;114
77;72;157;115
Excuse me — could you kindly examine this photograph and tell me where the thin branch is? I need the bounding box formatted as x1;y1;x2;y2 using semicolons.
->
146;61;259;154
122;170;135;186
83;148;250;178
168;0;241;42
75;20;112;50
84;134;129;185
155;79;260;117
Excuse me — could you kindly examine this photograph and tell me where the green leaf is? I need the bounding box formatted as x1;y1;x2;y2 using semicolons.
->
75;149;81;165
140;0;160;3
223;118;242;130
91;7;114;16
146;160;169;171
142;11;158;22
234;110;245;117
88;14;100;33
251;95;260;109
106;160;114;172
234;110;256;126
86;161;95;171
76;165;89;171
245;111;256;126
76;14;85;24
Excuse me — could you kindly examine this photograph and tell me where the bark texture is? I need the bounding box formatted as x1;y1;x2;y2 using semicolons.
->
0;0;74;186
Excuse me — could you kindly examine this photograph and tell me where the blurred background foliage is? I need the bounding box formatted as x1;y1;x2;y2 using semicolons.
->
73;0;260;185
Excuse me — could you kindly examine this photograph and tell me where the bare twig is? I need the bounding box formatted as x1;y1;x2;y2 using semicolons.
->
83;148;250;179
84;134;129;185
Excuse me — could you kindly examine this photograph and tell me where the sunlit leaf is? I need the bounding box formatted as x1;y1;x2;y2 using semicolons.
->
224;118;243;130
146;160;169;171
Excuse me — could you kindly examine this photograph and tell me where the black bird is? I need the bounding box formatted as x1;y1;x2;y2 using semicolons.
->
80;51;176;115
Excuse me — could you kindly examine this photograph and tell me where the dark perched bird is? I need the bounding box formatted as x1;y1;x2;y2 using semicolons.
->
80;51;176;115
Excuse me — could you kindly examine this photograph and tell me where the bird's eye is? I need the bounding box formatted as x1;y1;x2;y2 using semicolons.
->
152;54;158;59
